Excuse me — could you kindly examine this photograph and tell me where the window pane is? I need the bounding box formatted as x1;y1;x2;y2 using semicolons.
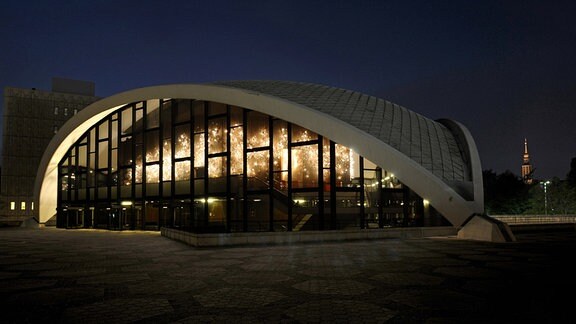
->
230;106;243;127
121;168;132;186
175;125;191;158
98;142;108;169
78;145;87;167
291;124;317;143
146;164;160;183
175;99;191;123
335;144;352;187
146;131;159;162
247;151;269;190
111;120;118;149
247;111;269;149
194;133;205;169
247;194;269;232
193;101;205;133
208;118;226;154
209;102;226;116
111;149;118;173
291;144;318;188
99;121;109;139
208;156;227;178
273;120;288;171
175;160;191;181
135;108;144;130
162;100;172;137
163;139;171;181
230;127;243;175
146;99;160;129
89;129;96;152
121;107;133;135
348;148;360;187
119;137;133;167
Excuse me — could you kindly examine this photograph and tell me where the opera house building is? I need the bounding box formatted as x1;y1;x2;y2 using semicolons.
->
33;81;513;243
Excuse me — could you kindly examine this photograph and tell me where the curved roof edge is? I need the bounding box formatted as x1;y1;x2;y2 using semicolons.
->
34;82;484;227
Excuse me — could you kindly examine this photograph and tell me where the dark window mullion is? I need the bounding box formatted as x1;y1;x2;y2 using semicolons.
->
330;141;336;230
318;136;324;230
359;156;365;229
268;115;274;232
242;109;248;232
287;123;292;231
226;105;231;232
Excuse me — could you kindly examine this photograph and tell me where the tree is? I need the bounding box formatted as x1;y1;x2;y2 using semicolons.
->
567;157;576;188
525;178;576;215
483;170;531;214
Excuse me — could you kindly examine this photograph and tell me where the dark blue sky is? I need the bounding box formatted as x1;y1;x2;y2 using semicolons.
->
2;0;575;179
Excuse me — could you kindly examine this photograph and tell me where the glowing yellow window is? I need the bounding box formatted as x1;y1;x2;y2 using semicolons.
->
21;202;26;210
10;201;15;210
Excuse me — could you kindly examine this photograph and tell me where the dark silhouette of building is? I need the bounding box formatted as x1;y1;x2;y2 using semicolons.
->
0;78;98;224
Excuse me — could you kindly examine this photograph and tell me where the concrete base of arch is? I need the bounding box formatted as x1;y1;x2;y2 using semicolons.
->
457;214;516;243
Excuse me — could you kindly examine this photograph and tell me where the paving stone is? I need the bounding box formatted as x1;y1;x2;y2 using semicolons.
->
222;272;292;285
292;279;374;295
297;267;363;278
120;262;181;272
38;267;107;278
0;257;43;265
192;259;244;267
194;287;285;308
5;261;66;271
0;278;58;292
286;300;396;323
385;288;489;313
433;266;504;279
1;228;575;323
0;271;21;279
77;272;151;285
240;262;296;272
129;278;207;295
62;297;173;323
410;257;470;266
173;314;265;323
166;267;228;278
7;286;105;305
370;272;444;286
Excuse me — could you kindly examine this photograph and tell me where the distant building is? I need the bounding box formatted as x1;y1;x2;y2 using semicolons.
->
521;138;533;184
0;78;99;223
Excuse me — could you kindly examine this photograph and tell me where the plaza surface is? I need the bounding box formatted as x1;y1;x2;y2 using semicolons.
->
0;227;574;323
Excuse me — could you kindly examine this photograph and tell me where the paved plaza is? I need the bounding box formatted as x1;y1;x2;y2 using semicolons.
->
0;227;574;323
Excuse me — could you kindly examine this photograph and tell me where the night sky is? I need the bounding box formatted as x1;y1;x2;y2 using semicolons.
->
2;0;575;180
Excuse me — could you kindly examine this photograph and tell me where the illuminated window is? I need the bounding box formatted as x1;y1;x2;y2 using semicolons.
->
10;202;15;210
64;108;68;116
53;125;58;134
73;108;78;115
54;106;59;115
31;202;34;210
21;202;26;210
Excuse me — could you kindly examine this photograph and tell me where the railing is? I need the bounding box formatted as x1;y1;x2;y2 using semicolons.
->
490;215;576;225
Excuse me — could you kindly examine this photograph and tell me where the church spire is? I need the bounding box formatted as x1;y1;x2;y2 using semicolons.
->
522;138;533;184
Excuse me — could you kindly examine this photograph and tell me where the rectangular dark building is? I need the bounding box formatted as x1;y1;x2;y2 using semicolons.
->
0;78;99;225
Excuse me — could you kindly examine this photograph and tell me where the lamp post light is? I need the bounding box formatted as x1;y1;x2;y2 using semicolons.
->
540;180;551;215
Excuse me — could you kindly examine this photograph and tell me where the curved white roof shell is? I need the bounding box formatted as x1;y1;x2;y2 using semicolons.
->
34;81;484;227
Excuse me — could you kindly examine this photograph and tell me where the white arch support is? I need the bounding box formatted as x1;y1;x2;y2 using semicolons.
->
34;83;484;230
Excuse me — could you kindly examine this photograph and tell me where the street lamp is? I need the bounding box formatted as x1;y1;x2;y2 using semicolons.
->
540;181;551;215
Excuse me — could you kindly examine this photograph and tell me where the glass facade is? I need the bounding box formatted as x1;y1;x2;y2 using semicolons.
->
57;99;447;231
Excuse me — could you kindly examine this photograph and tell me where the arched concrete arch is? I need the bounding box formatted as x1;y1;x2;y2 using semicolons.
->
34;83;483;230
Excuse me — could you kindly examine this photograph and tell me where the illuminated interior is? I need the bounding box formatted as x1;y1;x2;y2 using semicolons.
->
57;99;447;232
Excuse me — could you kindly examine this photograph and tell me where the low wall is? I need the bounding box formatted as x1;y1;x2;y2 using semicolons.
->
490;215;576;225
161;226;458;247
